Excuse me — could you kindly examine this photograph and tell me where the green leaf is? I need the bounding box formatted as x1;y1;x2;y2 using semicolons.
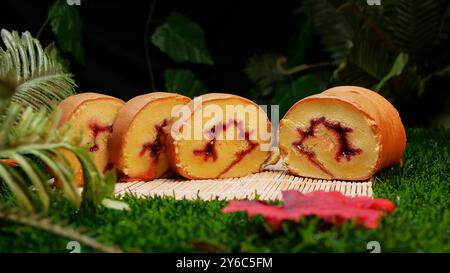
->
29;149;81;208
66;145;117;211
164;69;206;97
45;42;71;71
373;53;409;91
7;153;50;211
274;74;327;116
48;0;85;64
151;13;214;65
0;163;34;212
0;103;20;145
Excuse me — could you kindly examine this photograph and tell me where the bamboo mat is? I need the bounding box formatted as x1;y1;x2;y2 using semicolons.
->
114;162;372;201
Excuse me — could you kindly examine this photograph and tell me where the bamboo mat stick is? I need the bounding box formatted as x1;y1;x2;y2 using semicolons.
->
115;169;372;200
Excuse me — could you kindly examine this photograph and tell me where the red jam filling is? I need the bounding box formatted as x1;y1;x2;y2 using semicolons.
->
218;130;258;177
89;122;113;152
139;119;168;164
193;139;218;161
292;117;362;175
193;119;258;176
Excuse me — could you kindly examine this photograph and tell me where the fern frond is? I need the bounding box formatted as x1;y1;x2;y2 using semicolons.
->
64;145;117;210
384;0;448;59
301;0;353;63
0;104;80;211
244;54;286;100
436;4;450;43
0;206;123;253
0;29;76;110
0;104;118;213
334;25;396;87
244;54;285;89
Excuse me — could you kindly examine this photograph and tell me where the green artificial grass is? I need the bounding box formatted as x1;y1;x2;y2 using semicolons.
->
0;128;449;252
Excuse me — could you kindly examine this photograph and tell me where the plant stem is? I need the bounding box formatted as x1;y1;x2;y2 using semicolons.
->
36;17;50;39
144;0;157;90
276;57;333;76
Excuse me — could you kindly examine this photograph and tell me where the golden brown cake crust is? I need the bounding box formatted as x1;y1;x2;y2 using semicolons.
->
57;92;125;127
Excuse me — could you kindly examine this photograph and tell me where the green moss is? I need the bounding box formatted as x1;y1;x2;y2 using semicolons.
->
0;128;449;252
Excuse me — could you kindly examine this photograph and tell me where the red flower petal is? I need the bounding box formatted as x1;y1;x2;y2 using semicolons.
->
222;190;395;230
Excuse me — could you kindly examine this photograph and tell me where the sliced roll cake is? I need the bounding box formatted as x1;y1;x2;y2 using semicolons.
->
166;93;274;179
58;92;125;175
279;86;406;180
108;92;191;181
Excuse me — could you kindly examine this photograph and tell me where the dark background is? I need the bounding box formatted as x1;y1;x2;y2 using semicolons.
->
1;0;449;127
2;0;310;101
